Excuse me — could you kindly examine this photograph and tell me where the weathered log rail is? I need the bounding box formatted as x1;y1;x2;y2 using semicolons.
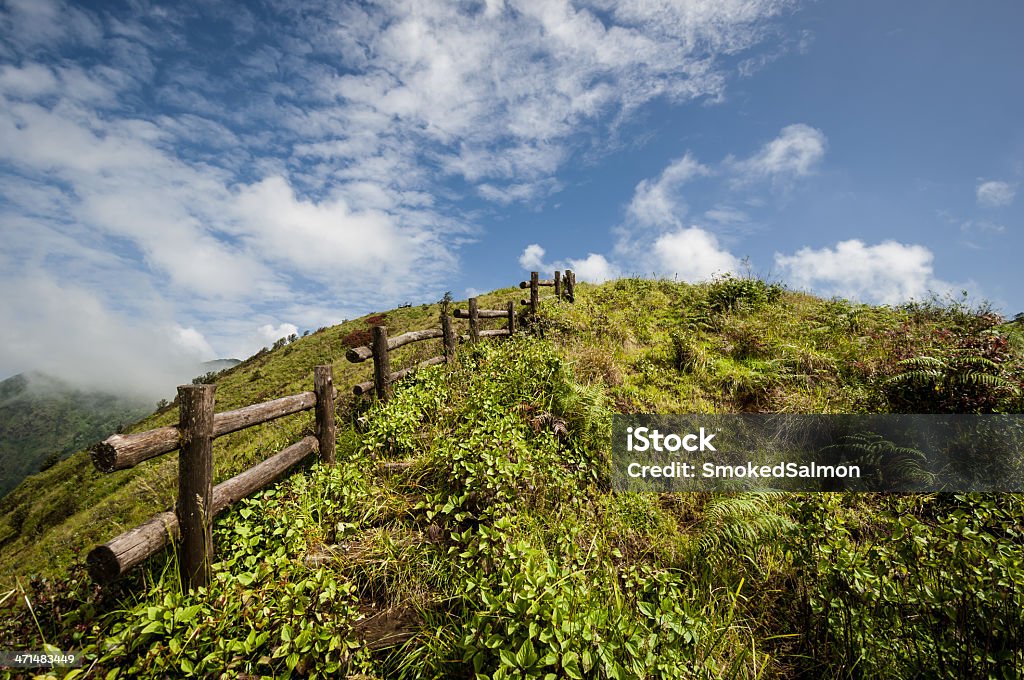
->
86;365;338;587
346;297;516;401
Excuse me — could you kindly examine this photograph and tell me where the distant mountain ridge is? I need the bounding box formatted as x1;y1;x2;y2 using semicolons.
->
200;359;242;373
0;359;242;499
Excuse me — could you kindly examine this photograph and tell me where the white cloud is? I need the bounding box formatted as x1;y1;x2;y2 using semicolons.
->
257;323;299;345
0;63;58;97
960;219;1006;235
566;254;619;283
703;206;750;225
519;244;548;271
517;244;618;283
476;179;562;206
173;326;215;358
316;0;795;198
230;176;446;286
653;228;741;281
730;123;826;182
0;273;216;399
775;239;954;305
627;153;710;228
976;180;1015;208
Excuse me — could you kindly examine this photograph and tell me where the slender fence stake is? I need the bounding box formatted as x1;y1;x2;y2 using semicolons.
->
468;297;480;343
554;270;562;300
177;384;215;590
314;365;336;465
565;269;575;303
506;301;516;335
441;313;456;362
372;326;392;402
530;271;539;318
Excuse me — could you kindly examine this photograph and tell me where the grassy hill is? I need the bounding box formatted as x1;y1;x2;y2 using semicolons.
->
0;278;1022;678
0;372;153;500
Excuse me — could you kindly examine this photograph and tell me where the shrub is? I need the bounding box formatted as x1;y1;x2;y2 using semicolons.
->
878;329;1022;413
705;275;784;314
340;328;373;349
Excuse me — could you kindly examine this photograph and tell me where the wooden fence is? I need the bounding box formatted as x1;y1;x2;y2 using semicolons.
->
346;300;516;401
520;268;575;316
85;270;575;587
344;269;573;400
86;366;338;588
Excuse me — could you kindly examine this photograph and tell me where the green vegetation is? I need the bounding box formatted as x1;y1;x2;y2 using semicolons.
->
0;373;152;499
1;278;1022;678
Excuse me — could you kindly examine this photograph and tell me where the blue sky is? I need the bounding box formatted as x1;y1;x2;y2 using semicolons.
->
0;0;1021;395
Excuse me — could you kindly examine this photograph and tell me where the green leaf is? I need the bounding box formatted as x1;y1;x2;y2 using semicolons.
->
499;648;517;668
176;605;202;624
562;651;583;679
516;637;537;668
139;621;164;636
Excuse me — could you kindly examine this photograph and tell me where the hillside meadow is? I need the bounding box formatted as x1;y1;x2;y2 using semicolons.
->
1;277;1023;678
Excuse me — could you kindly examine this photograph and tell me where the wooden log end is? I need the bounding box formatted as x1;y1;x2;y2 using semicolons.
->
519;281;529;289
353;380;374;396
346;346;372;363
86;545;121;583
90;440;119;473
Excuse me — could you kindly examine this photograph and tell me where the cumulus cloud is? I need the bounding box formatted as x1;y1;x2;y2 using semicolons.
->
517;244;619;283
653;228;741;281
976;180;1015;208
257;323;299;346
729;123;826;183
774;239;954;305
519;244;548;271
626;154;710;228
566;254;619;283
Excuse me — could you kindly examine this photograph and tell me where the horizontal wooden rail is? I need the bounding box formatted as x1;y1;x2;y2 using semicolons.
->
460;329;511;341
519;279;555;288
353;355;446;395
346;327;445;363
87;436;318;583
90;432;317;581
90;390;336;473
454;308;507;319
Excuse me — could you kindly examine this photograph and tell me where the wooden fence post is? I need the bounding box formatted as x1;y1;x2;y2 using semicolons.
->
177;384;215;590
372;326;392;402
506;301;516;335
565;269;575;303
441;312;456;362
530;271;539;317
554;270;562;300
468;297;480;343
313;365;336;465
